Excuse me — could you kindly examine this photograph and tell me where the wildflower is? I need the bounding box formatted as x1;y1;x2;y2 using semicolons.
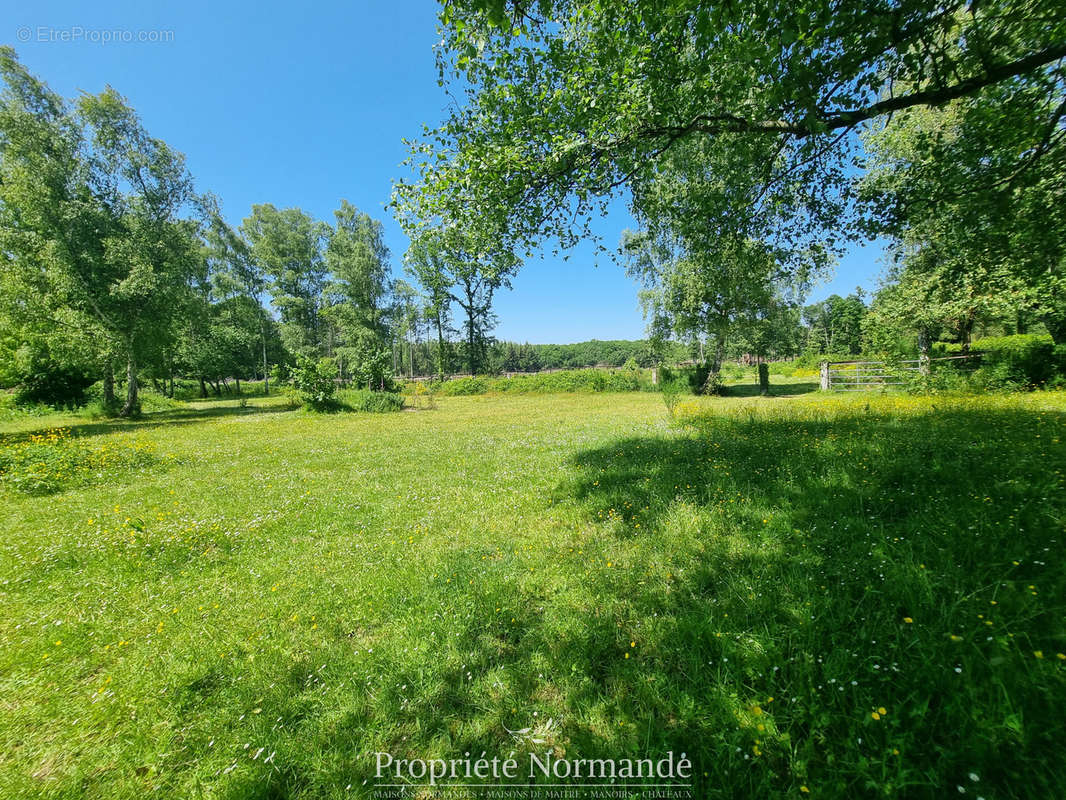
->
1034;651;1044;659
903;617;913;624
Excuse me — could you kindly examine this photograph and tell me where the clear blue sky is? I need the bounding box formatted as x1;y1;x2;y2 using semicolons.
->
4;0;887;343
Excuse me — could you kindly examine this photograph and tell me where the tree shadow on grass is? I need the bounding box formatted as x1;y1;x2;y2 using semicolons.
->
522;404;1066;797
6;400;296;442
339;403;1066;799
720;380;821;397
175;402;1066;799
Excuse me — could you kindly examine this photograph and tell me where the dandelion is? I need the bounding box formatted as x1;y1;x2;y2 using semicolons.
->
903;617;913;624
1034;651;1044;659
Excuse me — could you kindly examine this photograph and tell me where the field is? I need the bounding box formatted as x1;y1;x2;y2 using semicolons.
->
1;388;1065;799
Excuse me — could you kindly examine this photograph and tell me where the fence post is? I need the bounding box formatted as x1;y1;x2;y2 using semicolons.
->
820;361;829;391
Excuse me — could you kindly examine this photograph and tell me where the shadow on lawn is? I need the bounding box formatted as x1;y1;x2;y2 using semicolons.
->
530;404;1065;797
721;379;821;397
395;404;1062;798
8;400;295;441
211;403;1066;800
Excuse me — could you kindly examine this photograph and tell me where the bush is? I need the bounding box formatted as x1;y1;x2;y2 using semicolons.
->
339;389;405;413
269;363;288;387
290;356;339;410
435;368;650;395
14;362;95;409
946;334;1058;388
437;376;489;395
660;380;684;416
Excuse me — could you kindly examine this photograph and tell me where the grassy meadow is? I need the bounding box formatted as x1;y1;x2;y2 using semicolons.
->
1;387;1065;799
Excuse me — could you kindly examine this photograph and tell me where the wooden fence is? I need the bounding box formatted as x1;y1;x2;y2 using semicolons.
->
820;354;981;391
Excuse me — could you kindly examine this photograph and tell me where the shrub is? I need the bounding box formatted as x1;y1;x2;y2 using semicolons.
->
269;363;289;387
345;341;395;391
946;334;1058;388
339;389;405;413
14;362;95;409
290;356;339;410
660;380;683;416
438;376;489;395
408;381;437;409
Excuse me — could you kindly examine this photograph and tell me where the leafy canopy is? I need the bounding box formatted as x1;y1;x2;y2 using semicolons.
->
393;1;1066;263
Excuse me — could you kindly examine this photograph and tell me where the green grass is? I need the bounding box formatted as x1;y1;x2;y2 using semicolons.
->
0;390;1064;798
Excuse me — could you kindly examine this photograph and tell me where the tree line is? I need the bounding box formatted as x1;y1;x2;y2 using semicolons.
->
0;49;519;409
393;0;1065;392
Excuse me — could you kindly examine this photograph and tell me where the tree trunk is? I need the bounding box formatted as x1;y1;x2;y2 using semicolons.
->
262;317;269;396
103;363;116;408
235;376;241;394
917;329;931;376
758;363;770;396
702;336;726;395
199;376;208;398
436;312;447;381
959;312;974;353
120;353;139;417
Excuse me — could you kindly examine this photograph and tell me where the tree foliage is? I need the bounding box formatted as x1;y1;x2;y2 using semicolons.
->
394;0;1066;268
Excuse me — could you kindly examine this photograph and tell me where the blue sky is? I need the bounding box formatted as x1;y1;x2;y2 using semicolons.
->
5;0;888;343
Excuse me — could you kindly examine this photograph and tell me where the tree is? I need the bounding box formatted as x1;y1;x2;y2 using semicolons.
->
405;234;455;381
517;343;541;372
732;299;804;362
405;229;518;376
242;204;329;358
202;201;274;393
802;292;868;355
860;76;1066;343
0;49;200;415
323;199;391;356
388;278;422;378
393;1;1066;272
625;230;798;392
452;260;502;376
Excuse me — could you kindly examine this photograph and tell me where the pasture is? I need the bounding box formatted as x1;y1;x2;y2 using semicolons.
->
1;389;1064;798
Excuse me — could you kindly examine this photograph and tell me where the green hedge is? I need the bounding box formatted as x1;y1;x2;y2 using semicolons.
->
434;368;651;395
946;334;1061;387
